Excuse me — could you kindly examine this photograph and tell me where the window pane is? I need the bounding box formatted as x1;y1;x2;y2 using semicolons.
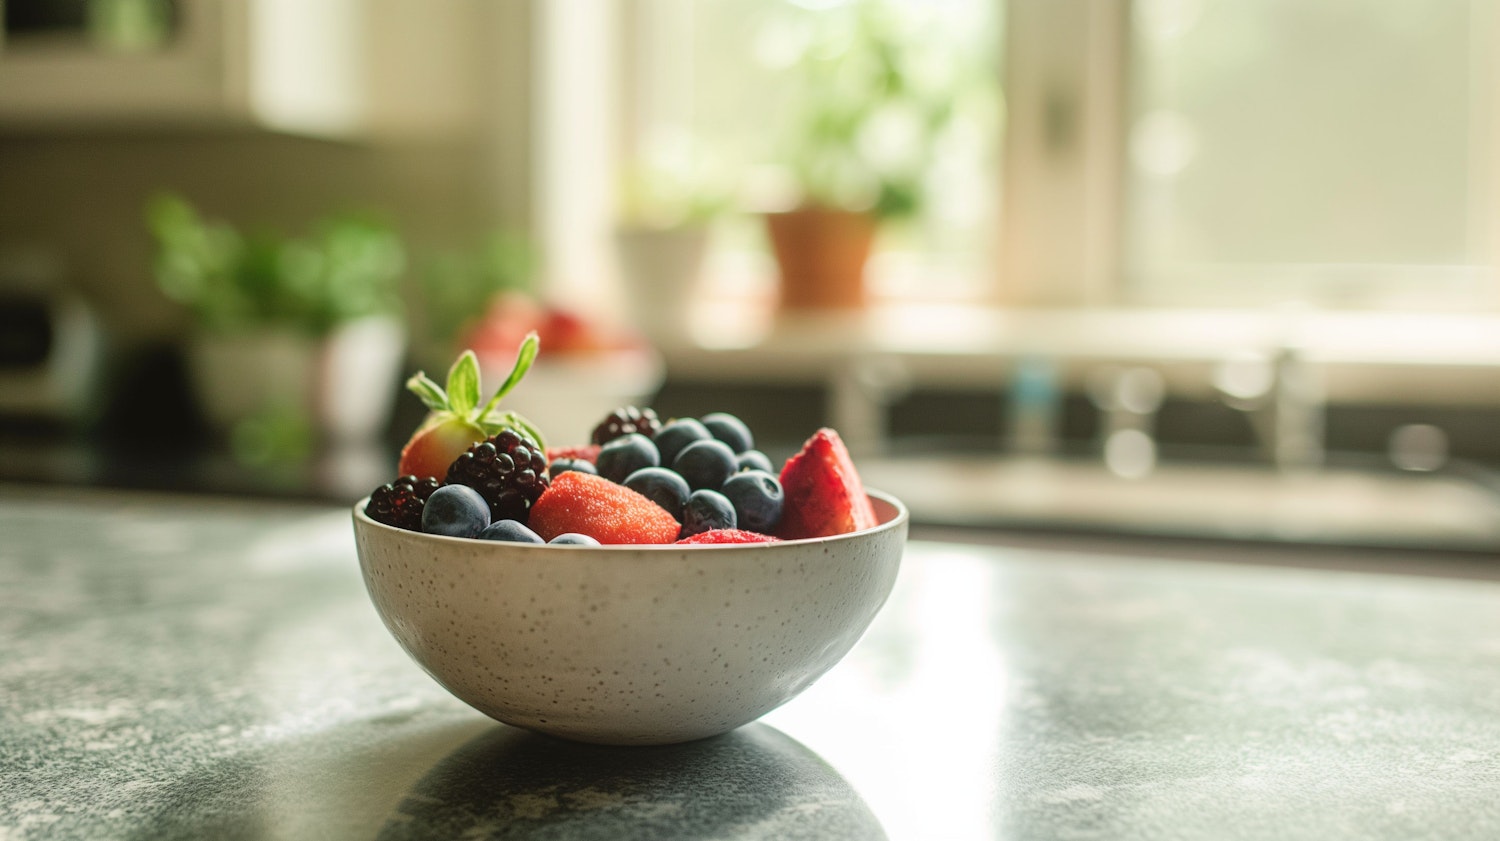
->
626;0;1002;303
1125;0;1493;308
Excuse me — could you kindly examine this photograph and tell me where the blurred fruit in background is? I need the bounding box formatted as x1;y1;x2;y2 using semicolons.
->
460;291;638;359
412;231;536;363
408;227;664;449
458;291;663;448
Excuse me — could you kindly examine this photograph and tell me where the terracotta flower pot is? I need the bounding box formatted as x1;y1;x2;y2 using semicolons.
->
765;207;877;310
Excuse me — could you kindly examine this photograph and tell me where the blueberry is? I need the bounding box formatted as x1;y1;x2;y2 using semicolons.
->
549;533;601;545
478;519;544;543
422;484;490;538
720;470;784;534
549;457;598;479
700;412;754;453
596;433;660;484
624;466;692;523
681;489;736;538
672;438;738;491
653;418;713;466
735;449;775;474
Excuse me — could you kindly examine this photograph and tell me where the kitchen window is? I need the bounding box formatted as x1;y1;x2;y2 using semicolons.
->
1124;0;1496;311
613;0;1002;306
588;0;1500;313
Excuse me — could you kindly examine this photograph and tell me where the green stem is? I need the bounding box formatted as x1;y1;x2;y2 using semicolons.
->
479;331;540;417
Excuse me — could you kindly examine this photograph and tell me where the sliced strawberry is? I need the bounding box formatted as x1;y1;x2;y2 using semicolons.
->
675;529;782;545
776;428;878;540
545;444;602;465
529;471;680;545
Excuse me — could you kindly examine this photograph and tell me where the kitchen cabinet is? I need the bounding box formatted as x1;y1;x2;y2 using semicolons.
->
0;0;483;139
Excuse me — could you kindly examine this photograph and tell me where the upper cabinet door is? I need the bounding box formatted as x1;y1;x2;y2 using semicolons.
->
0;0;483;140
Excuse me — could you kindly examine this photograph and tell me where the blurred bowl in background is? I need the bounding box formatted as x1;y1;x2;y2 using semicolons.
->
478;346;664;448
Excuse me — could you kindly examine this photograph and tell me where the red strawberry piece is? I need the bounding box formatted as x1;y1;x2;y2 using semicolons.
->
675;529;782;545
529;471;681;545
545;444;602;465
776;428;879;540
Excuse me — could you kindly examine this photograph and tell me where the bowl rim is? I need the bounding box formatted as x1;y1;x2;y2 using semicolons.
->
353;487;908;550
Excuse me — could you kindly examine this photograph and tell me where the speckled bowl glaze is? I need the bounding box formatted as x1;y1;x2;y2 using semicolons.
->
352;491;907;745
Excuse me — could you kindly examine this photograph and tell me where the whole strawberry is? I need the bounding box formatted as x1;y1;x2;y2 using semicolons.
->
397;333;547;479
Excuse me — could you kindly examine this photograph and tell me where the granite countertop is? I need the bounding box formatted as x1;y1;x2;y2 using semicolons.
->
3;485;1499;840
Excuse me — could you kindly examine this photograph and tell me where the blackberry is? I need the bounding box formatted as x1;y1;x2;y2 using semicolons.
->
366;475;441;532
445;429;550;523
591;406;662;446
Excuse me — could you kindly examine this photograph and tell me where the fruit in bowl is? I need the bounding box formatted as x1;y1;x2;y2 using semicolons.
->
353;339;907;744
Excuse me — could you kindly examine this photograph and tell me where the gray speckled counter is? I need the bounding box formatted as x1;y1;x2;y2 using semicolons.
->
3;486;1499;840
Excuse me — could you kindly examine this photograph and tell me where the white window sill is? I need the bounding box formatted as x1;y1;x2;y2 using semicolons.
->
654;300;1500;407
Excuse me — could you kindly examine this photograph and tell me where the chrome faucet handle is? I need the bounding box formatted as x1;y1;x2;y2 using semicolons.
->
1213;345;1324;470
1270;345;1325;470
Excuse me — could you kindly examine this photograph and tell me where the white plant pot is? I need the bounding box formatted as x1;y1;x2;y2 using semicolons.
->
615;225;709;348
187;316;406;444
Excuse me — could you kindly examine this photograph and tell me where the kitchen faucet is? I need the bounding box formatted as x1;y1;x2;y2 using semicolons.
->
1214;344;1325;470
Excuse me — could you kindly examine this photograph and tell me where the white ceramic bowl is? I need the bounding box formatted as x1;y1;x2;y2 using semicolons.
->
352;491;907;745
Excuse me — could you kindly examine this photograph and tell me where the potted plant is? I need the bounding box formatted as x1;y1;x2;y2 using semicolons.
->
147;194;408;448
613;148;732;346
764;2;960;310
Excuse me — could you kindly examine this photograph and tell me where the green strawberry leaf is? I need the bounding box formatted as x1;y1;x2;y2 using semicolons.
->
479;331;540;417
446;350;481;416
484;409;547;453
405;372;449;413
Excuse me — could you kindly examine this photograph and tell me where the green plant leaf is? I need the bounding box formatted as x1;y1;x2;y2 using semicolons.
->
145;194;405;335
479;331;540;416
445;351;481;416
405;372;449;413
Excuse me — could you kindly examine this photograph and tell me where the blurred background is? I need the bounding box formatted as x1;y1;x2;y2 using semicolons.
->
2;0;1498;554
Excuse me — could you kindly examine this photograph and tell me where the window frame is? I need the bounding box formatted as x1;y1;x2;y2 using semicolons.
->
1000;0;1500;313
533;0;1500;315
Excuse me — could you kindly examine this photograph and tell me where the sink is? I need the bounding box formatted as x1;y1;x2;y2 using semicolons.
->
860;452;1500;553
